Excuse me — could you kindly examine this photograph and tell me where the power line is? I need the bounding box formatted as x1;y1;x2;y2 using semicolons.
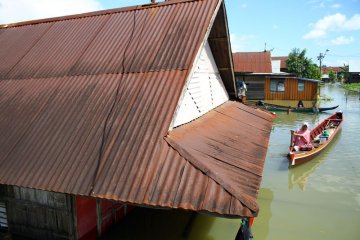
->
327;53;360;58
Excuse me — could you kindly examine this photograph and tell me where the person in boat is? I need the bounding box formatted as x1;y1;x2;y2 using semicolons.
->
292;122;311;149
297;100;304;108
312;100;319;113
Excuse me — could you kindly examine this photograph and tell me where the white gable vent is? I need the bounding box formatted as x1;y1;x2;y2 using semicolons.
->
171;41;228;128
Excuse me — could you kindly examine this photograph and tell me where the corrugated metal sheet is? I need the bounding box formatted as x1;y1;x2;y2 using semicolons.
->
0;0;273;217
0;70;186;195
0;0;215;80
233;51;272;73
166;101;274;215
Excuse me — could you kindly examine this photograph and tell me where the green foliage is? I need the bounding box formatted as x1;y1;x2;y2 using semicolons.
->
286;48;321;79
305;63;321;80
342;83;360;92
328;71;337;81
338;65;349;81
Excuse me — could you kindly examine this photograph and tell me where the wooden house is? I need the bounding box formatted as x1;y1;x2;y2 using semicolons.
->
348;72;360;83
0;0;274;239
348;61;360;83
271;56;288;72
233;52;320;101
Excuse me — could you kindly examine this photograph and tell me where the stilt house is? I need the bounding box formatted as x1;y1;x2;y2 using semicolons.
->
0;0;274;239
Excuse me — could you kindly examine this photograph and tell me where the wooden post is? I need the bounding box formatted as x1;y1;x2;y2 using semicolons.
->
71;195;78;240
290;130;294;147
96;199;102;238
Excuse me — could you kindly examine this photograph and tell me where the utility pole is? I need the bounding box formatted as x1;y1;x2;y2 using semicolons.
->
316;49;329;102
317;49;329;78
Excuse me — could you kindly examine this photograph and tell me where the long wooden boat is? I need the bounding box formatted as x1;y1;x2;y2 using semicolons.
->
256;102;339;113
288;111;343;166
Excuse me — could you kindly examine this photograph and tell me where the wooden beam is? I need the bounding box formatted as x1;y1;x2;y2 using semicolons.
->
218;67;231;71
208;37;227;41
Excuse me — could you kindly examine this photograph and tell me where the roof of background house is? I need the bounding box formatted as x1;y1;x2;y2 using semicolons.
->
233;51;272;73
322;66;345;74
271;56;288;69
0;0;273;218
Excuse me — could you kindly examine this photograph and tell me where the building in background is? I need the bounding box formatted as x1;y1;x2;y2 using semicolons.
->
233;52;320;101
321;66;345;82
0;0;274;239
271;56;288;72
348;61;360;83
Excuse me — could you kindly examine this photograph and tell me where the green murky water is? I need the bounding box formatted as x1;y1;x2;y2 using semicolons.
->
253;83;360;240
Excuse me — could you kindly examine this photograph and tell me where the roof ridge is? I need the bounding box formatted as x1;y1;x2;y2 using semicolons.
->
0;0;204;29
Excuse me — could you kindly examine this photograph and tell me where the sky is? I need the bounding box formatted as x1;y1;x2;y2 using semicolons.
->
0;0;359;69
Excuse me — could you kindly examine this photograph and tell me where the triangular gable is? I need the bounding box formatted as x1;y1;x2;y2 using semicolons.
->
171;41;229;128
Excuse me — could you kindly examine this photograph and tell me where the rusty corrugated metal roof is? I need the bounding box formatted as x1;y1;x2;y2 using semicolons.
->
271;56;288;69
0;0;273;217
0;0;216;80
166;101;274;215
322;66;343;74
233;51;272;73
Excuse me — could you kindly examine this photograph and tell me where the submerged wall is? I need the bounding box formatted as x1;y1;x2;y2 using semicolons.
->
0;185;76;239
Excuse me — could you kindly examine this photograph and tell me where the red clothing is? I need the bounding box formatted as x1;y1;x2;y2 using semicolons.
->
293;128;311;146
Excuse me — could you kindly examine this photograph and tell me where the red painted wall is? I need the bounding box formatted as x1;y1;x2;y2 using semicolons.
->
100;200;134;235
76;196;97;240
76;196;134;239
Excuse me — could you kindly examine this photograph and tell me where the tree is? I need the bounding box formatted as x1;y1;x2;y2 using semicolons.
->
328;71;337;82
338;65;349;82
305;63;321;80
286;48;321;79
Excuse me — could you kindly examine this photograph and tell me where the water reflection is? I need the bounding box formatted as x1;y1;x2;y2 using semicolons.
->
288;158;325;191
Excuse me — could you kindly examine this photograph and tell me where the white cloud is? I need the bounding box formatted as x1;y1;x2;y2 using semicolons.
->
303;13;360;40
0;0;102;24
331;36;355;45
240;4;247;8
272;24;279;30
230;33;255;52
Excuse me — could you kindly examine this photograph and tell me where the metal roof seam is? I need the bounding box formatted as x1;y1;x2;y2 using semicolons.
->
66;14;112;76
213;108;272;133
233;105;275;122
89;8;139;196
1;22;55;79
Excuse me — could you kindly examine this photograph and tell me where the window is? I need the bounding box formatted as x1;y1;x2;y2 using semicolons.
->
298;80;305;92
0;202;8;230
270;79;285;92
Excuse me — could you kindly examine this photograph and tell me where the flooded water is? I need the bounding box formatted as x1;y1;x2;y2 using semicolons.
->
253;83;360;240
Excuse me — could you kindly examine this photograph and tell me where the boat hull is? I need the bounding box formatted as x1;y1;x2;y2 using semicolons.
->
288;112;343;166
267;105;339;113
